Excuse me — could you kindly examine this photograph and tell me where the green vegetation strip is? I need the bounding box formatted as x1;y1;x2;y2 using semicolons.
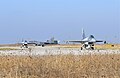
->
0;48;18;50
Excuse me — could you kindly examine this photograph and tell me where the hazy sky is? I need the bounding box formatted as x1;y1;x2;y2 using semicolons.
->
0;0;119;44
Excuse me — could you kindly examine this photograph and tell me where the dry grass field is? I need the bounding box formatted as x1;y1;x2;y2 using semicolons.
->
95;44;120;50
53;44;120;50
0;54;120;78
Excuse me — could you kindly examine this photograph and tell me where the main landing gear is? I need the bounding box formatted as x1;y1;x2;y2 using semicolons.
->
81;44;94;50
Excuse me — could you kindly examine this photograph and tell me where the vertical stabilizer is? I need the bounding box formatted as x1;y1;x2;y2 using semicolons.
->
50;37;54;43
82;29;85;39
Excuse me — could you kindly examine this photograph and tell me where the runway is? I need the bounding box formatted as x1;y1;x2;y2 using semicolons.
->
0;45;120;56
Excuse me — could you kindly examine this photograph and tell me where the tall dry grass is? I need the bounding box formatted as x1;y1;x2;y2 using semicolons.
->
0;54;120;78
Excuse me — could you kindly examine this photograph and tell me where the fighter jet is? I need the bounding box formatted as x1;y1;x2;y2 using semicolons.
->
20;40;28;48
66;29;104;50
28;37;59;47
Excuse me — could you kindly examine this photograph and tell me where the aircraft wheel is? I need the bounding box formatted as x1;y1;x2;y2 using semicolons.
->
35;44;37;46
91;47;94;50
42;45;45;47
81;47;83;50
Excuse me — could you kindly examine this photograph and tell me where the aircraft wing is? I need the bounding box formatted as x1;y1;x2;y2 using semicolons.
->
96;40;103;42
67;40;103;43
66;40;86;43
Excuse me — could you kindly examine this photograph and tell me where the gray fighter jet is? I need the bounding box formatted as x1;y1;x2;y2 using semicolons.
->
28;37;59;47
66;29;104;50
